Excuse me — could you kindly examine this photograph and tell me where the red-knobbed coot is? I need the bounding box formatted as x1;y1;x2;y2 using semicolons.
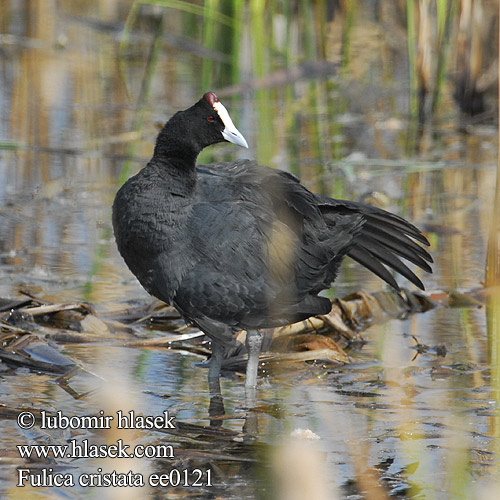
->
112;92;432;388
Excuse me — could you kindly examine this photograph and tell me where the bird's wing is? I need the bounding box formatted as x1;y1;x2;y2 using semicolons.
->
170;164;340;330
196;161;366;290
316;197;433;291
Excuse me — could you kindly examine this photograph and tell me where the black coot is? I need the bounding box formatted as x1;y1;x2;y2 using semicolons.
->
112;92;432;388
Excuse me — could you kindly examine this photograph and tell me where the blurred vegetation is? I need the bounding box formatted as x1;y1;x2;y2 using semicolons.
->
121;0;498;159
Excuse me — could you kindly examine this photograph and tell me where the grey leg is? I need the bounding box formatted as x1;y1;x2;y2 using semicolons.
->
208;374;224;427
245;329;263;389
208;340;224;381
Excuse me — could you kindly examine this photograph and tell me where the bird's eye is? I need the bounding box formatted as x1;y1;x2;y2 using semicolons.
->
207;116;215;123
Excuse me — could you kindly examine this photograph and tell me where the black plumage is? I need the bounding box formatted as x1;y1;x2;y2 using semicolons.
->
112;92;432;387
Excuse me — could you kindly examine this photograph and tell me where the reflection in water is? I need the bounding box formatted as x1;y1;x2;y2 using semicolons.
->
0;1;499;499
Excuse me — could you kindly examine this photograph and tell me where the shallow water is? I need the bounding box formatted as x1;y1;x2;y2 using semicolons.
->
0;2;499;499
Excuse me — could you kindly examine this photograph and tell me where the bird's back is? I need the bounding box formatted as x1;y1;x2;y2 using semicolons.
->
170;160;364;329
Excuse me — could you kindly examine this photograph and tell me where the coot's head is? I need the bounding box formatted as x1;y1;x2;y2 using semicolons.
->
155;92;248;158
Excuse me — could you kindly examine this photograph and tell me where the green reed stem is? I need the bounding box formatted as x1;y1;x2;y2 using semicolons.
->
431;0;454;116
201;0;218;89
485;0;500;484
406;0;418;121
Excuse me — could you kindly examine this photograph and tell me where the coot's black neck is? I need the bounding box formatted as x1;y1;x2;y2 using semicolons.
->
153;119;204;164
153;139;199;165
148;116;214;196
148;151;198;198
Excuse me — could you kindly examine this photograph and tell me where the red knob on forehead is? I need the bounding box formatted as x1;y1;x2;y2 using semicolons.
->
203;92;219;106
